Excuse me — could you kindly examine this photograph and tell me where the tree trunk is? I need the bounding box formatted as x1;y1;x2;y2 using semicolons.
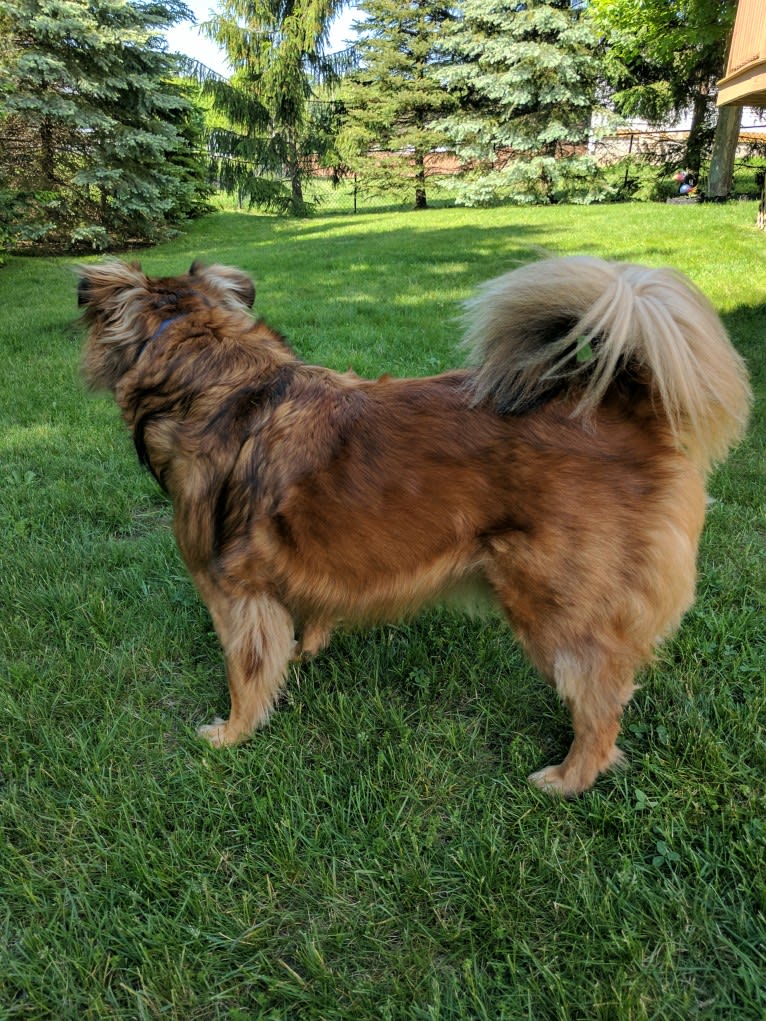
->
758;178;766;231
285;132;305;216
685;90;710;178
708;105;742;199
289;164;304;215
39;117;56;188
414;151;427;210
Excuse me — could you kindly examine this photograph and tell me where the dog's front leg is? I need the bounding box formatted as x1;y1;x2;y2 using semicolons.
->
193;573;295;747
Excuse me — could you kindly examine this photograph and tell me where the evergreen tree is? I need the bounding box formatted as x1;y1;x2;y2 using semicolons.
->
435;0;601;205
0;0;207;251
337;0;456;209
200;0;346;215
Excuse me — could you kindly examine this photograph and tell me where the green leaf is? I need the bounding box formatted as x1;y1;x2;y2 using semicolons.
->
575;337;594;363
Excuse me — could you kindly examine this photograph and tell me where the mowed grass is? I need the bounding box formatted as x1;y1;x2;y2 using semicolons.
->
1;202;764;1020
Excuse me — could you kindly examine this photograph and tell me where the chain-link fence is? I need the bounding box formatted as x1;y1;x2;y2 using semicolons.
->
215;131;766;217
302;173;461;214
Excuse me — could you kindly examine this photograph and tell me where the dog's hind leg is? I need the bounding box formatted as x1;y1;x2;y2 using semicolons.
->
193;574;295;747
292;620;333;661
528;649;637;796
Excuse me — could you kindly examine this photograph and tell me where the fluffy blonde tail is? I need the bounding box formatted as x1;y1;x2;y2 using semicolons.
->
463;256;751;473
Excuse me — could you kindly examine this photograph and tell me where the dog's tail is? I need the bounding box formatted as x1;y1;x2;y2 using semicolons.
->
463;256;751;473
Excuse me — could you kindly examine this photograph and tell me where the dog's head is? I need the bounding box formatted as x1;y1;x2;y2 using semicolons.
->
78;259;256;391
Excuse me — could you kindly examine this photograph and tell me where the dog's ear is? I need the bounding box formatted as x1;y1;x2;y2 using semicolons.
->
78;261;148;392
191;261;256;309
77;260;145;310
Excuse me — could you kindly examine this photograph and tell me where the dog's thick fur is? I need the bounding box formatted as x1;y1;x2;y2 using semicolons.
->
78;256;751;795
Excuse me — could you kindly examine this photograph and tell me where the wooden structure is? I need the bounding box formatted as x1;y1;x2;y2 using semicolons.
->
717;0;766;106
717;0;766;227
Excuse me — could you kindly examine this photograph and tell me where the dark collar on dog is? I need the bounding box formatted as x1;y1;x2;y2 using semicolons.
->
152;315;185;340
134;315;187;363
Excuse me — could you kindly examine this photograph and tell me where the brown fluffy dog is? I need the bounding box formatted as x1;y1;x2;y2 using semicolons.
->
78;256;751;795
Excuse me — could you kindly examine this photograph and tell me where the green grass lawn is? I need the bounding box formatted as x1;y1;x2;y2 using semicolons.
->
1;201;764;1020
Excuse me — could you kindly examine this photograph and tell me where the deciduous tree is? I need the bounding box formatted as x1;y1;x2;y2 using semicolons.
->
588;0;737;179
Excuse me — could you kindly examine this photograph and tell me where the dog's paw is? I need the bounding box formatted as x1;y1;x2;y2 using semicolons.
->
293;622;332;660
197;717;235;748
528;747;625;797
528;764;574;797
